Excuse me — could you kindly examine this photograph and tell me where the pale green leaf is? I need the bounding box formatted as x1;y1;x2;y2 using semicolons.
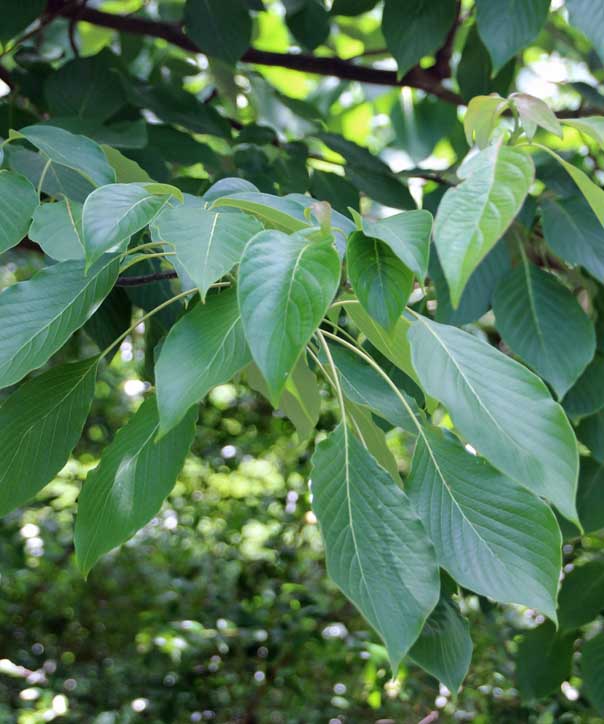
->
102;145;152;183
0;256;119;390
0;359;97;516
29;199;84;261
238;229;340;404
311;423;440;669
212;192;312;233
75;396;197;576
344;402;400;482
463;95;509;148
511;93;562;139
563;116;604;147
434;143;534;307
408;315;579;523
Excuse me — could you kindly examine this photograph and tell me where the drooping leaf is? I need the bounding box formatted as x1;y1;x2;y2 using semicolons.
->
582;634;604;714
183;0;252;64
0;256;119;390
409;592;473;693
238;229;340;404
82;183;177;268
511;93;563;139
515;622;575;701
0;171;37;254
16;124;116;188
28;199;84;261
475;0;550;72
347;232;413;330
566;0;604;65
311;423;440;669
153;206;262;300
563;354;604;419
408;315;579;523
382;0;457;77
492;262;595;398
434;143;534;307
558;560;604;631
75;396;197;576
0;359;98;516
540;196;604;283
360;209;433;280
407;426;561;620
156;289;251;435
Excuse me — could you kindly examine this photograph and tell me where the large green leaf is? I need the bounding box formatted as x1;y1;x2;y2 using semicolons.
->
563;354;604;418
238;229;340;404
0;359;97;516
0;256;119;391
75;396;197;576
382;0;457;77
184;0;251;64
566;0;604;65
492;262;595;398
409;591;473;693
407;426;561;620
515;622;575;701
347;232;413;330
558;560;604;631
16;125;116;188
582;635;604;714
408;315;579;523
360;209;433;280
29;199;84;262
156;289;251;435
0;171;37;254
326;342;419;434
344;402;400;482
82;183;175;268
435;144;533;307
540;196;604;283
311;423;440;669
153;206;262;300
212;192;314;233
475;0;550;72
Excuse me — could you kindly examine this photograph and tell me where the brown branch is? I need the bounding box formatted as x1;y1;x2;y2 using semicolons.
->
434;0;461;77
53;3;463;104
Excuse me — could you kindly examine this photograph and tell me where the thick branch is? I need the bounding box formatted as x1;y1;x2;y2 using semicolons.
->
53;3;463;104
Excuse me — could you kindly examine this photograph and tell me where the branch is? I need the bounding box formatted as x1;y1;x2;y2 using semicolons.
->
116;270;178;287
54;3;463;104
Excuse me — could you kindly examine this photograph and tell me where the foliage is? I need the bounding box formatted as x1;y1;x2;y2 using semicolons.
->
2;0;604;718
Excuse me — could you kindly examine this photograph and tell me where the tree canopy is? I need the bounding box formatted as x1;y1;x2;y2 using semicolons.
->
2;0;604;716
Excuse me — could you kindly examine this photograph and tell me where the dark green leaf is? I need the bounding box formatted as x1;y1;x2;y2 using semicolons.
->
0;0;44;43
582;634;604;714
184;0;251;64
286;0;330;50
515;622;575;701
0;171;37;254
577;412;604;464
558;560;604;631
577;457;604;534
563;354;604;418
567;0;604;64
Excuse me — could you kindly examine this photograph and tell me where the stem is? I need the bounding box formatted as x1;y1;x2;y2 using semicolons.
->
127;241;174;256
119;251;176;274
37;158;52;200
316;330;347;427
100;288;196;359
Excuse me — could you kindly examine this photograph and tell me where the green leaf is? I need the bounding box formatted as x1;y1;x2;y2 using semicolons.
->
286;0;330;51
577;413;604;464
408;315;579;523
457;25;515;103
0;171;37;254
566;0;604;65
515;622;575;701
29;199;84;262
563;354;604;418
213;192;311;233
202;177;259;205
540;196;604;283
463;95;509;148
391;96;459;165
563;116;604;147
0;0;44;43
0;256;119;391
0;359;97;516
153;206;262;300
75;396;197;576
511;93;563;139
577;458;604;534
382;0;457;77
311;423;440;669
102;146;153;184
238;229;340;404
82;183;176;268
492;262;595;398
347;232;413;330
558;560;604;631
360;209;433;280
156;289;251;435
408;426;561;620
409;592;473;693
434;143;534;307
475;0;550;72
309;171;359;216
325;342;419;434
582;634;604;714
16;125;116;188
84;288;132;361
331;0;378;14
344;402;400;482
183;0;251;64
44;51;126;122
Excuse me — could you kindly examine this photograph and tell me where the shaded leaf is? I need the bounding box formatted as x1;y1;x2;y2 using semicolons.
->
0;171;37;254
